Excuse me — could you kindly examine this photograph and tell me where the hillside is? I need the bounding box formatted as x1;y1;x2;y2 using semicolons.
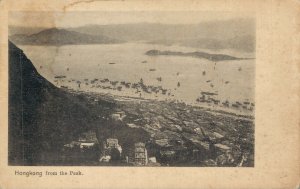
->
9;28;122;46
8;41;112;165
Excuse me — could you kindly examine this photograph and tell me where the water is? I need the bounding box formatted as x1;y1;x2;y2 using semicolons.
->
19;43;255;114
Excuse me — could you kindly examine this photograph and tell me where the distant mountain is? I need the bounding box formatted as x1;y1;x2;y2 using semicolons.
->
9;18;255;51
8;41;112;165
149;35;255;53
146;50;250;61
9;28;123;46
69;18;255;52
9;26;48;36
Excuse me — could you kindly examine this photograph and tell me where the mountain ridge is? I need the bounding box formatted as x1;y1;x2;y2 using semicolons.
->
9;18;255;52
68;19;255;52
9;28;123;46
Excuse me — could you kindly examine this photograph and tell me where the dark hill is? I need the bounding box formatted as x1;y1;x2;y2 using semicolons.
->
9;28;122;46
8;41;115;165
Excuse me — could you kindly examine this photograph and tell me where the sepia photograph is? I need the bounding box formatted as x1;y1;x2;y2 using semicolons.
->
8;11;255;167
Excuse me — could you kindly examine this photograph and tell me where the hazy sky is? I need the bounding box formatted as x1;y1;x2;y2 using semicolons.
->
9;11;253;27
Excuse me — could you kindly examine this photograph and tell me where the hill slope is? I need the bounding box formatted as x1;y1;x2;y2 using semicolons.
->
8;41;112;165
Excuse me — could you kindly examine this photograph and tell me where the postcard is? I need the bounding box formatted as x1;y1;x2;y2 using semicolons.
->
0;0;299;188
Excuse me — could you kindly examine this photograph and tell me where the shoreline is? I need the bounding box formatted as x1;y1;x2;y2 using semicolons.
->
66;88;254;120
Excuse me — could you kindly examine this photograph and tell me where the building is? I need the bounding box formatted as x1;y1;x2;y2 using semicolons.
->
63;130;98;151
99;155;111;162
134;142;148;165
80;142;96;149
214;143;231;155
147;156;161;166
148;157;157;163
78;131;98;143
104;139;122;155
106;138;120;148
111;111;126;121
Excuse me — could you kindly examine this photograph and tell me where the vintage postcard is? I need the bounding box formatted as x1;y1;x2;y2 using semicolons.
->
7;11;256;167
0;0;299;188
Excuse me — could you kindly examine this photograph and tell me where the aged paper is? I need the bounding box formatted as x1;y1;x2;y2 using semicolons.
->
0;0;299;188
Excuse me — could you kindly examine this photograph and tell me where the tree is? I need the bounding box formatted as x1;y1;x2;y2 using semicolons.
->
110;148;121;161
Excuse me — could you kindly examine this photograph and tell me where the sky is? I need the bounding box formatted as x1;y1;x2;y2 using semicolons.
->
9;11;253;28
